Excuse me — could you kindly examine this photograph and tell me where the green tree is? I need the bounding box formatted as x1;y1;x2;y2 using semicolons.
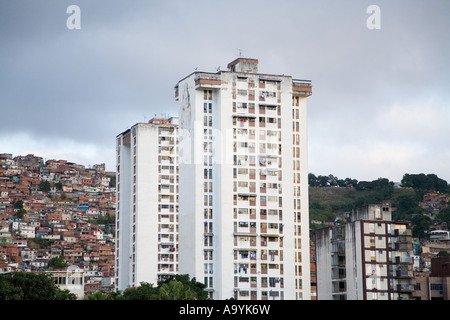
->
0;272;77;300
39;180;52;193
90;213;115;225
159;280;196;300
108;175;116;188
12;200;24;209
86;291;117;300
122;282;159;300
158;274;208;300
392;194;421;220
308;173;320;187
15;208;26;219
29;238;55;249
48;256;68;270
436;208;450;227
411;214;432;239
401;173;449;192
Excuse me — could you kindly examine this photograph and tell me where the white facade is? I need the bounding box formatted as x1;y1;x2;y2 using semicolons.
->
51;265;85;299
175;58;312;300
115;117;179;291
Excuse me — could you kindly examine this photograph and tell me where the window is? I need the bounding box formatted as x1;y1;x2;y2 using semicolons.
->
204;90;212;100
431;284;443;291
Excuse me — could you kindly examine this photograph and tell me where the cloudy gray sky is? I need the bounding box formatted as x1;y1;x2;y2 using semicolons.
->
1;0;449;183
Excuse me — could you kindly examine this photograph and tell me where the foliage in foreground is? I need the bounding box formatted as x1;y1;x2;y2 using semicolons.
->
0;272;77;300
86;274;209;300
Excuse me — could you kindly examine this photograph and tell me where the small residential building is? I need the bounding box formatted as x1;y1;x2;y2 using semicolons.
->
316;202;415;300
429;230;450;242
413;256;450;300
50;265;85;299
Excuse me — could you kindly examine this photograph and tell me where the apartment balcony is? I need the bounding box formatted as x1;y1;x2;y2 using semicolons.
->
160;149;175;156
159;197;171;204
235;226;257;235
395;256;413;265
331;282;346;294
159;159;173;165
260;238;280;249
159;225;175;234
160;178;171;185
159;168;171;175
235;281;252;291
394;229;412;237
267;267;282;277
264;200;279;210
267;254;280;263
234;250;257;262
266;213;280;223
159;255;175;263
394;242;413;251
265;122;278;130
397;284;415;292
237;187;251;194
159;244;176;254
159;217;172;224
331;268;346;281
234;236;257;248
236;200;257;208
395;270;414;279
331;245;345;255
235;106;250;116
159;140;173;147
194;73;223;89
264;109;278;118
159;207;172;214
292;79;312;96
158;266;175;274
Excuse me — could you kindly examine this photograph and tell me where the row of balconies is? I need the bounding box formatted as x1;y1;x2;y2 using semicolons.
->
233;104;280;117
234;236;282;249
234;277;284;291
158;168;177;175
233;225;283;236
159;215;177;223
234;210;282;222
234;264;283;277
234;187;281;196
159;177;177;185
232;117;282;130
234;172;281;182
234;255;282;264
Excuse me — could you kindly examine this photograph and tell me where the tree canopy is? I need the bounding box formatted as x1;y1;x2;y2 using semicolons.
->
86;274;208;300
0;272;77;300
401;173;449;193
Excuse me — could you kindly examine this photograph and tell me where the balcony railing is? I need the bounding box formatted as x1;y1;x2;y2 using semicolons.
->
397;284;415;292
292;79;312;96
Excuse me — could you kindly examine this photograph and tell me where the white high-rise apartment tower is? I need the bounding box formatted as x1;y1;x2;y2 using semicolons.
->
175;58;312;300
115;117;179;291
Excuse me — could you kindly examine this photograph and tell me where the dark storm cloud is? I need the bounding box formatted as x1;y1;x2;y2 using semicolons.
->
0;0;449;180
